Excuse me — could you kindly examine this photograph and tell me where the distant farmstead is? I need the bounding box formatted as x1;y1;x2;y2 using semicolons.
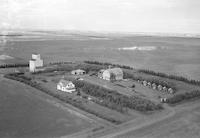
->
29;54;44;72
57;79;76;93
71;69;86;75
101;68;123;81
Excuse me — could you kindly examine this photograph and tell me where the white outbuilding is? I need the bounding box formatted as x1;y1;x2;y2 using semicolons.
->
57;79;76;93
71;69;86;75
152;83;157;90
143;81;148;86
168;88;174;94
158;85;163;91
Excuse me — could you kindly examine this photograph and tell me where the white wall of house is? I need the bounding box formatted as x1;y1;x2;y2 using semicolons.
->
57;82;76;93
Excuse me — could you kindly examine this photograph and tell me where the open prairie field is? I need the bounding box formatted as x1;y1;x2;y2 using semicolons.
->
1;34;200;80
0;76;95;138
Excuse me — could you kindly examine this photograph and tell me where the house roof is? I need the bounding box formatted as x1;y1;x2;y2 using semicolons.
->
58;79;73;86
104;68;123;75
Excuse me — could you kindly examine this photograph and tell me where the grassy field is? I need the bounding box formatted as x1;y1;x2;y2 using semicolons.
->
0;76;95;138
114;101;200;138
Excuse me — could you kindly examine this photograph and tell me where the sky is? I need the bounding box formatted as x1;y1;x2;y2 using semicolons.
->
0;0;200;34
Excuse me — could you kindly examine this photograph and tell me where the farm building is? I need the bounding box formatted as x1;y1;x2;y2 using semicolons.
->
152;83;157;90
168;88;174;94
101;68;123;81
158;85;163;91
71;69;86;75
29;54;44;72
143;81;148;86
163;86;167;91
57;79;76;93
147;82;151;87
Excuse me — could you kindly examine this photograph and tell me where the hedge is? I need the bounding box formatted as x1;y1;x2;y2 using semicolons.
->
73;80;163;112
138;69;200;86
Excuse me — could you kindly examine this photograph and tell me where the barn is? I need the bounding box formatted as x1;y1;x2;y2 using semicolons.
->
102;68;123;81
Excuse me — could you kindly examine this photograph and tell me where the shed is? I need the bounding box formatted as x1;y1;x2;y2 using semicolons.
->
158;85;163;91
71;69;86;75
147;82;152;87
143;81;148;86
168;88;174;94
162;86;167;92
152;83;157;90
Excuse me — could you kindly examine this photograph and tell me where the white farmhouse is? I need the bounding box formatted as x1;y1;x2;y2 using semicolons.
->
57;79;76;93
29;54;44;72
102;68;123;81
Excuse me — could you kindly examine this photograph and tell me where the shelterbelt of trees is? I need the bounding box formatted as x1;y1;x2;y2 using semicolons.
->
0;63;29;68
73;80;163;112
84;61;200;86
138;69;200;86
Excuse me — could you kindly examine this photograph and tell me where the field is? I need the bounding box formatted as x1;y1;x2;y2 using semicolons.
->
1;34;200;80
0;75;96;138
113;101;200;138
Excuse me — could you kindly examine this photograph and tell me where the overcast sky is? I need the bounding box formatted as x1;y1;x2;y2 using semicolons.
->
0;0;200;34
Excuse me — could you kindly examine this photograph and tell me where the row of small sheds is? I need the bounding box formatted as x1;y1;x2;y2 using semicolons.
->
138;80;174;94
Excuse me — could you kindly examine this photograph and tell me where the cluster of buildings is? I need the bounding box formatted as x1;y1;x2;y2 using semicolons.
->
28;54;124;93
138;80;174;94
57;67;124;93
